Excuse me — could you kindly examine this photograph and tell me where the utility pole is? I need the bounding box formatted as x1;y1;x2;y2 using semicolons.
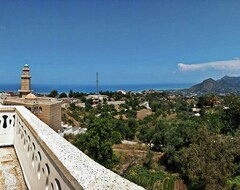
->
96;72;99;95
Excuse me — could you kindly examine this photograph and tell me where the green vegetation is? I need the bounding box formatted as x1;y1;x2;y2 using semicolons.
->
61;90;240;190
180;128;240;190
73;117;120;168
59;92;67;98
123;166;175;190
48;89;59;97
228;176;240;190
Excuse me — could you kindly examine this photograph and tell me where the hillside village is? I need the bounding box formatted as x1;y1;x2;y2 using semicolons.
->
56;88;240;190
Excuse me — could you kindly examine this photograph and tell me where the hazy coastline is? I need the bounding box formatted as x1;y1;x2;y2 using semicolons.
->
0;83;193;94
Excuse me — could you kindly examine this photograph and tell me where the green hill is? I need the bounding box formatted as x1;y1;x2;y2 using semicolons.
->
189;76;240;93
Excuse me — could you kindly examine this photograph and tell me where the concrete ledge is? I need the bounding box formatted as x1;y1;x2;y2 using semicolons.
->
14;106;144;190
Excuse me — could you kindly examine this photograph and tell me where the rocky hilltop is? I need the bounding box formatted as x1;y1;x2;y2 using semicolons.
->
189;76;240;93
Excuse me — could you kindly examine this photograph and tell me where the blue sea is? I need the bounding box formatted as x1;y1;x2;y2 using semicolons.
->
0;83;193;94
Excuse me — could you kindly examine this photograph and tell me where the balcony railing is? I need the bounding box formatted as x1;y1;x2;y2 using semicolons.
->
0;106;144;190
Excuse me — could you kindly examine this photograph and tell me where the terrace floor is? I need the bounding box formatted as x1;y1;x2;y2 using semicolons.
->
0;147;27;190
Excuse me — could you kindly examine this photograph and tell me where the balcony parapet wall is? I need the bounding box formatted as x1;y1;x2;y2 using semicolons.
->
0;106;145;190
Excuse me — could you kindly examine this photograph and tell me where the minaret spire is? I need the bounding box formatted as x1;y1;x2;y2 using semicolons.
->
18;64;31;98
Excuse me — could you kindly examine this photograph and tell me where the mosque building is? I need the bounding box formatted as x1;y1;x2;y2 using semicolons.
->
3;64;62;132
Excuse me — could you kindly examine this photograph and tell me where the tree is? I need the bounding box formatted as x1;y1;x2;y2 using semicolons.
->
114;119;128;140
69;103;76;110
221;94;240;135
83;99;93;111
197;94;219;108
73;117;118;168
151;120;169;149
159;120;200;171
69;90;73;98
48;90;59;98
180;128;240;190
138;125;154;144
144;150;154;169
59;92;67;98
126;118;138;140
126;98;139;110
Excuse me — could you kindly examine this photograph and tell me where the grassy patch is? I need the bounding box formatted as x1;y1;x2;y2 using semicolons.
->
123;165;175;190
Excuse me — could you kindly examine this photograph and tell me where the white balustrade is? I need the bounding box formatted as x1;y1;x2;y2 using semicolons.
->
0;108;15;146
0;106;145;190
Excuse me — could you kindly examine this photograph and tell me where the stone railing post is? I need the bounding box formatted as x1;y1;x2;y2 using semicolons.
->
0;107;15;146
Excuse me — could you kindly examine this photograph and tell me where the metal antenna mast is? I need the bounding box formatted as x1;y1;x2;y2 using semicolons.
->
96;72;99;94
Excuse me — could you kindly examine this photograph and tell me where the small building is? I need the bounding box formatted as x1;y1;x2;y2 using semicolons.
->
117;90;127;95
4;95;62;132
87;94;108;106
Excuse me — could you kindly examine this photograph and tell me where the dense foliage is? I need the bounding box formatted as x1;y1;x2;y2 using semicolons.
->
62;90;240;190
73;117;120;168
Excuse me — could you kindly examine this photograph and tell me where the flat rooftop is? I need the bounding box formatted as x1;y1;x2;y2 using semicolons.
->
4;97;62;105
0;147;27;190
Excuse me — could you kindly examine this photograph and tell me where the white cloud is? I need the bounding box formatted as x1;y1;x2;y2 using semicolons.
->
178;59;240;72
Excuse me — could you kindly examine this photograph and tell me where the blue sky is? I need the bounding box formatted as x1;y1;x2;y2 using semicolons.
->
1;0;240;85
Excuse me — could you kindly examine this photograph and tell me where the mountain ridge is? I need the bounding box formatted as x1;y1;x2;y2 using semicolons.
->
188;75;240;93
